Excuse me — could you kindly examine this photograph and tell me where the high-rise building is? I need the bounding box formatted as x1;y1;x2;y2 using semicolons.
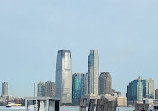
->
99;72;112;95
72;73;85;105
127;77;144;103
37;81;45;97
55;50;72;103
83;73;88;95
155;89;158;99
146;79;155;99
126;76;155;106
88;50;99;95
45;81;55;97
2;82;8;96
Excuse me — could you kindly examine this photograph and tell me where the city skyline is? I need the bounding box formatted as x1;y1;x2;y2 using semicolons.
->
1;0;158;97
0;49;158;98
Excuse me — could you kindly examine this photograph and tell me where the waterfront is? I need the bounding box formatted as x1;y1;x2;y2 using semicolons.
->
0;106;134;111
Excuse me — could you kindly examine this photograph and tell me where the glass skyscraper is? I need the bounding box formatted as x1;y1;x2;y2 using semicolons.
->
137;79;143;101
72;73;85;105
127;76;155;105
88;50;99;95
55;50;72;104
127;77;144;102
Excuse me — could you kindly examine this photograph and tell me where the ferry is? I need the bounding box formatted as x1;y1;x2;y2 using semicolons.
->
6;102;21;107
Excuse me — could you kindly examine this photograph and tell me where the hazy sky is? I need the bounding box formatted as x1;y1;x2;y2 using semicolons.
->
0;0;158;97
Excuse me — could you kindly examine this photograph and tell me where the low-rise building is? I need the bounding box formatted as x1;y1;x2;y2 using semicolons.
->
117;97;127;107
143;98;154;107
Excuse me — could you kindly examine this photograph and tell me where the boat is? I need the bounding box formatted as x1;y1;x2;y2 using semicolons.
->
6;102;21;107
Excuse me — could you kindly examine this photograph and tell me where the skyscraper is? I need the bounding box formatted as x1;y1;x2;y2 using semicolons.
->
72;73;85;105
126;76;155;106
146;78;155;99
37;81;45;97
99;72;112;95
2;82;8;96
55;50;72;104
88;50;99;95
45;81;55;97
83;73;88;95
126;77;143;106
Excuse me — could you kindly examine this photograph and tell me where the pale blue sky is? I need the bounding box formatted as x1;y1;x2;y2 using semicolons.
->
0;0;158;97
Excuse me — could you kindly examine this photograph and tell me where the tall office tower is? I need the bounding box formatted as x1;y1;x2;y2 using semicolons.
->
37;81;45;97
88;50;99;95
55;50;72;103
126;76;143;105
72;73;85;105
2;82;8;96
99;72;112;95
155;89;158;99
45;81;56;97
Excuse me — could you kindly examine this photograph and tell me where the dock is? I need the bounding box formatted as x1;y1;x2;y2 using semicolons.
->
79;98;117;111
24;97;60;111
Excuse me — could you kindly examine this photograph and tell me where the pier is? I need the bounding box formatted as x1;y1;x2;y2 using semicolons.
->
24;97;60;111
79;98;117;111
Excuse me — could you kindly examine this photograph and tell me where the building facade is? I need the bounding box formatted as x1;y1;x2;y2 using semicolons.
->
37;81;45;97
83;73;88;95
117;97;127;107
146;79;155;99
155;89;158;99
88;50;99;95
126;76;155;106
2;82;8;96
127;77;144;104
45;81;55;97
72;73;85;105
55;50;72;103
99;72;112;95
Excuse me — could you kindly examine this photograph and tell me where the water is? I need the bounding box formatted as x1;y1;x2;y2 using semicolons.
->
0;106;134;111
